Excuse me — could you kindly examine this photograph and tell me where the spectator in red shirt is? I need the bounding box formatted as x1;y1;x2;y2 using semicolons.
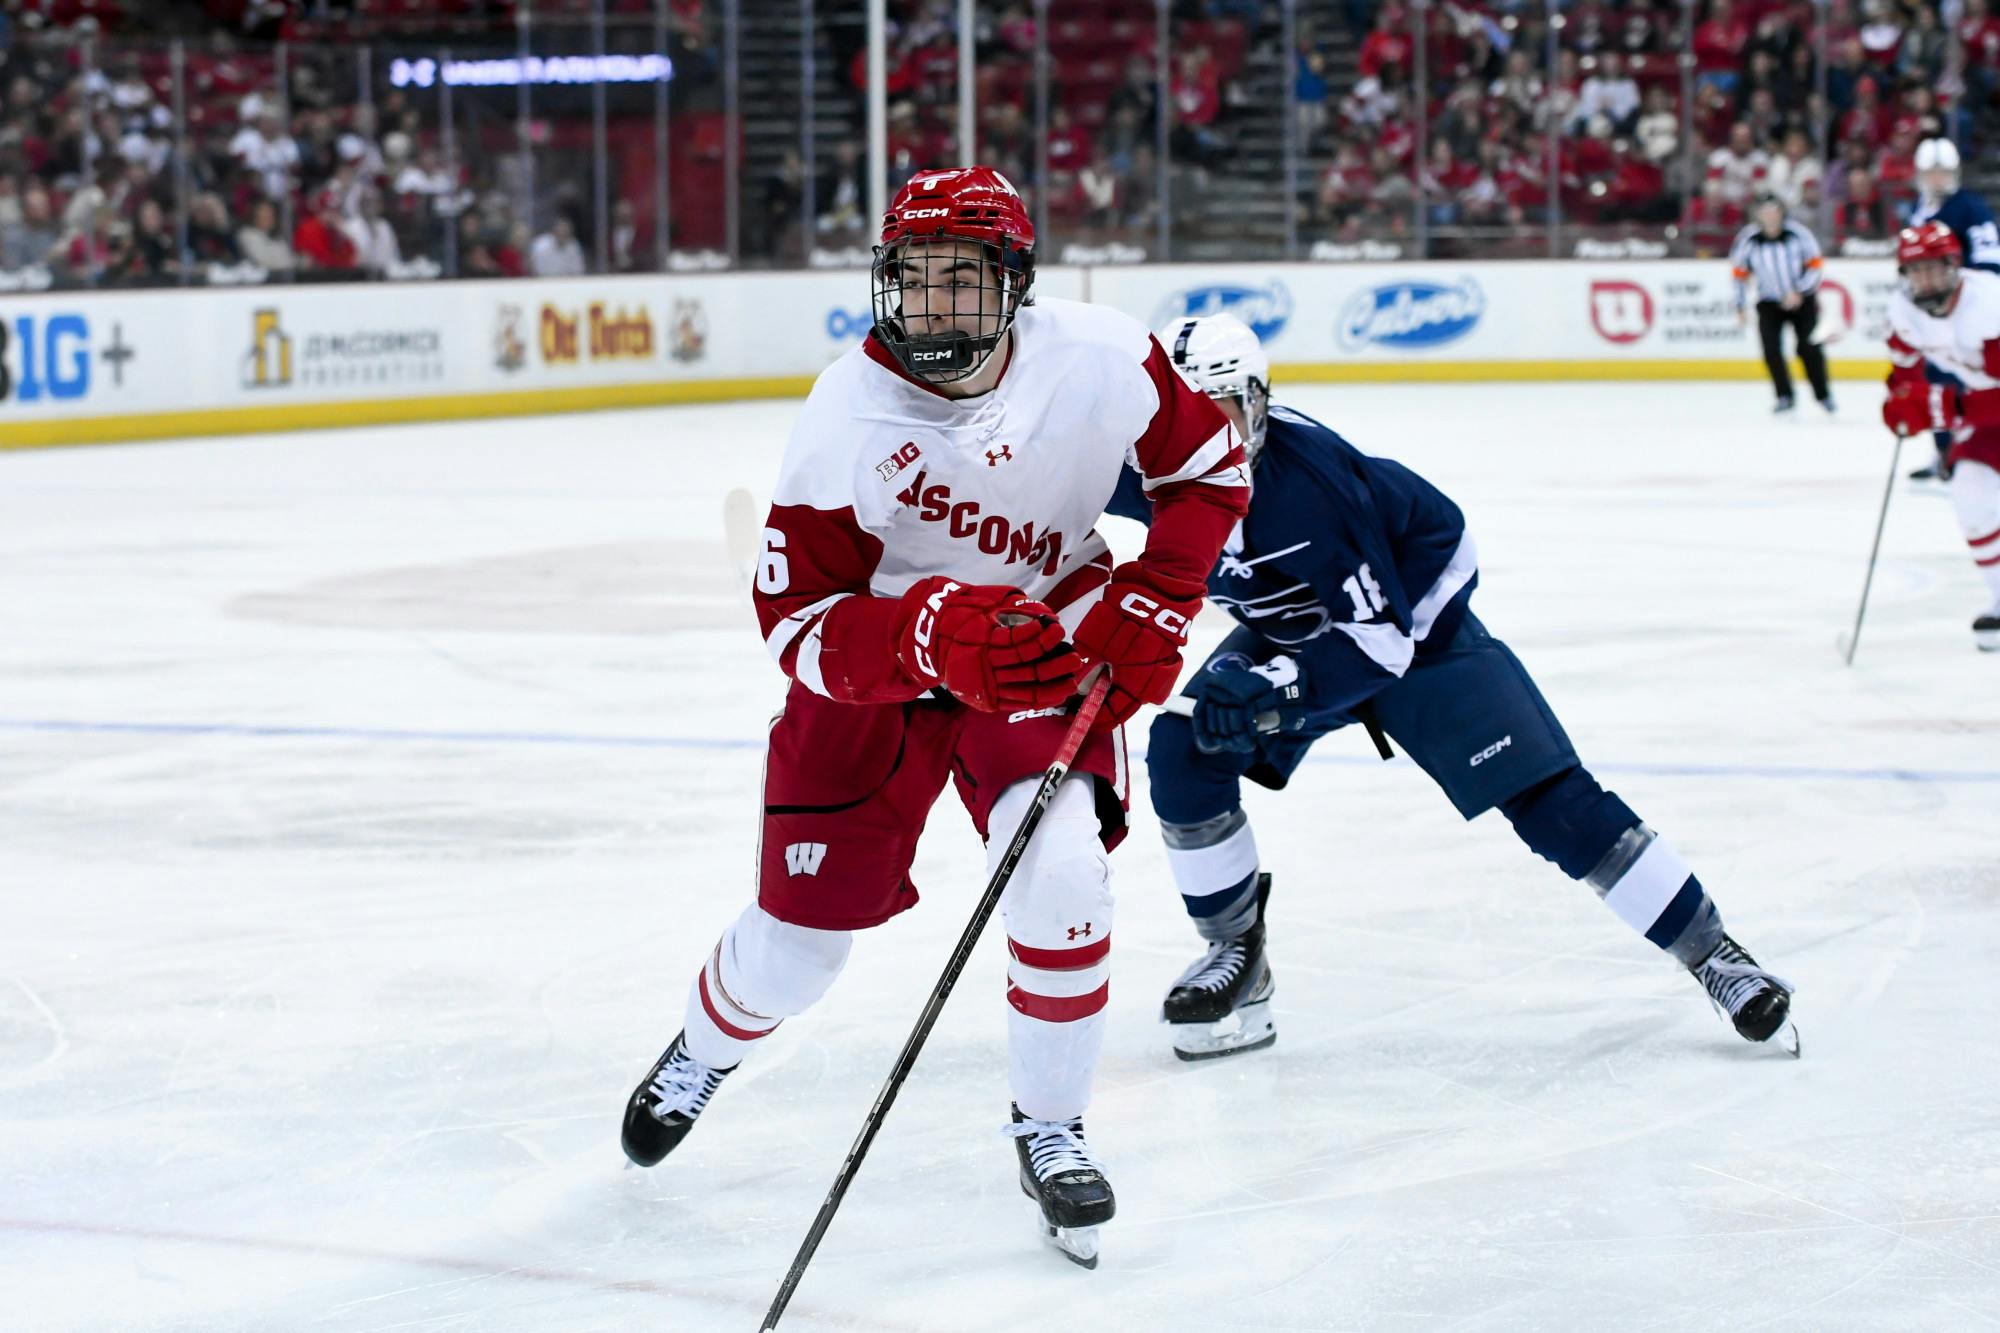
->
1046;105;1093;175
1316;141;1374;223
1693;0;1750;92
1874;119;1921;210
1171;46;1222;128
1686;176;1746;254
1358;7;1412;82
1836;165;1889;241
1600;138;1667;222
293;191;358;273
1420;137;1477;225
1836;74;1887;149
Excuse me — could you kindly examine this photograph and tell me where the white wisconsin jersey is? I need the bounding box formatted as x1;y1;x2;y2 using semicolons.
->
753;297;1247;701
1887;269;2000;391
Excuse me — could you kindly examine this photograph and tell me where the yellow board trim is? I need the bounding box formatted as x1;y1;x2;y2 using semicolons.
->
0;360;1887;451
0;375;818;451
1275;358;1890;383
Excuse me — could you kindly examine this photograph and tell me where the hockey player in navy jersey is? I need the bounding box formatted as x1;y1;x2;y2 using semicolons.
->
1909;138;2000;482
1109;314;1798;1063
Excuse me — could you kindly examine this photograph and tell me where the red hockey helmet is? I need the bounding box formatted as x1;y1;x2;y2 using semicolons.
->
870;166;1037;386
1897;221;1962;314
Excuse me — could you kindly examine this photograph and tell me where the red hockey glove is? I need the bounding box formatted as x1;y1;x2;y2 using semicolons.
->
893;577;1082;713
1072;562;1207;730
1883;378;1961;438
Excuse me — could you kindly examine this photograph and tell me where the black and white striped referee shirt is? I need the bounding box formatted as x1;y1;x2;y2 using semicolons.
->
1729;218;1824;308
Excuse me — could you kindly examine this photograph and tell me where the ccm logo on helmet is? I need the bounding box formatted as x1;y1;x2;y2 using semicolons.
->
901;207;951;220
1118;592;1189;639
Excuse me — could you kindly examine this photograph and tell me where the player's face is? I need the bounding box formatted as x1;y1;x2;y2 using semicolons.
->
1209;392;1249;442
1919;167;1956;198
890;239;1002;338
1903;257;1959;308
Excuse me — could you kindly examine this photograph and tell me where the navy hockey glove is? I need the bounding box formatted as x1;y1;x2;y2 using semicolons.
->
1192;655;1308;754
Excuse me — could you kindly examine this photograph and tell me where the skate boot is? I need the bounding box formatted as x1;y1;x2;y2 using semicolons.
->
1006;1105;1115;1269
1692;935;1799;1057
1973;611;2000;652
1162;873;1275;1061
620;1032;733;1167
1772;396;1796;415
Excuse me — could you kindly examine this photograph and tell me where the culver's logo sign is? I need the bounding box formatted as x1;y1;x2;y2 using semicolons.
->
1336;278;1484;351
1151;282;1292;341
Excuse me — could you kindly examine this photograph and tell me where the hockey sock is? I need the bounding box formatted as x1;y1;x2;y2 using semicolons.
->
681;902;852;1069
1500;766;1723;966
1162;807;1261;943
995;777;1113;1123
1948;460;2000;606
1583;825;1724;966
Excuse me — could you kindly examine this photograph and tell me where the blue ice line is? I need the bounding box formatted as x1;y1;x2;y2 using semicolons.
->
2;715;1996;786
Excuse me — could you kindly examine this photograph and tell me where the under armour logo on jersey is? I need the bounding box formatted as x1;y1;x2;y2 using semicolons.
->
1067;922;1094;941
986;445;1013;467
784;842;828;876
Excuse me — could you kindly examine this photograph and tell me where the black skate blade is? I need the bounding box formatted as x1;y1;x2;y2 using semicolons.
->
1172;1029;1277;1062
1775;1022;1801;1059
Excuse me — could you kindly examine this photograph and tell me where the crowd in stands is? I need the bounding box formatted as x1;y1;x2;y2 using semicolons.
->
0;0;1992;284
0;0;698;284
1301;0;1975;251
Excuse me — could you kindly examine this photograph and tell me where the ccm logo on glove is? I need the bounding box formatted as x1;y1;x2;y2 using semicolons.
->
1116;591;1191;639
906;578;961;680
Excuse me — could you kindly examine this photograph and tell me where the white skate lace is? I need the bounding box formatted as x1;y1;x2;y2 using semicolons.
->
646;1045;725;1121
1004;1117;1104;1182
1172;938;1248;993
1696;942;1794;1017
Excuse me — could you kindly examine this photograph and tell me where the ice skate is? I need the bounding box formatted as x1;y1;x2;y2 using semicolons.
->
620;1032;733;1167
1162;873;1275;1061
1973;610;2000;652
1692;935;1799;1057
1006;1105;1114;1269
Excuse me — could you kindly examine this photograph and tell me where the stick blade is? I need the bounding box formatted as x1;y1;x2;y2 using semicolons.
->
723;487;761;603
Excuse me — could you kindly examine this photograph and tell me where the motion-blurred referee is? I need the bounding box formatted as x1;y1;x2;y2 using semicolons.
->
1730;194;1835;415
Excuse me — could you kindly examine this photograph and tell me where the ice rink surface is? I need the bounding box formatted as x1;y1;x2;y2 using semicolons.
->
3;382;1997;1332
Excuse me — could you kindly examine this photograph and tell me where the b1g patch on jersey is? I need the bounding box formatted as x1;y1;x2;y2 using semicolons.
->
875;441;922;482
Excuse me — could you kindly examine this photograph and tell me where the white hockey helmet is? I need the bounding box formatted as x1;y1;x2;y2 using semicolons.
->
1916;137;1961;198
1157;311;1273;462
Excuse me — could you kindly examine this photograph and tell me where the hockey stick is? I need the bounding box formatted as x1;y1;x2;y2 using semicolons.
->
1161;694;1393;758
1842;432;1905;666
722;487;761;604
760;667;1114;1331
1162;693;1279;733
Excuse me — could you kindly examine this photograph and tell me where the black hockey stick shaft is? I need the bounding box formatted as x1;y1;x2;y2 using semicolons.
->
759;669;1114;1330
1845;432;1905;667
1355;701;1395;761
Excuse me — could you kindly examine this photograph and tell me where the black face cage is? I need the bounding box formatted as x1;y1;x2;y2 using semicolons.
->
869;237;1035;385
1903;257;1960;315
1213;379;1271;465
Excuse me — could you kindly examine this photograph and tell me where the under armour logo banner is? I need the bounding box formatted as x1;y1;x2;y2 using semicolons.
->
1067;922;1094;941
986;445;1013;467
784;842;828;876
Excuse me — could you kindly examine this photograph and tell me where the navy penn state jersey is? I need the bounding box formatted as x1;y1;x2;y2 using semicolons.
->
1910;188;2000;273
1108;403;1480;715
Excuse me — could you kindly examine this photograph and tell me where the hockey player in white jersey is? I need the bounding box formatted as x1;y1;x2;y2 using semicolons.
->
1881;220;2000;649
617;166;1249;1266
